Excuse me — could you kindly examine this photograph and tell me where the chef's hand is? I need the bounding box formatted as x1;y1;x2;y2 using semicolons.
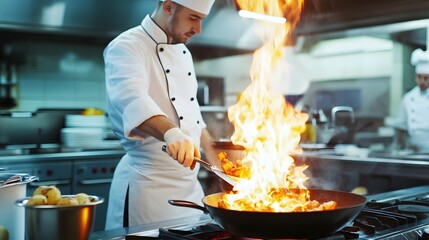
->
164;128;199;170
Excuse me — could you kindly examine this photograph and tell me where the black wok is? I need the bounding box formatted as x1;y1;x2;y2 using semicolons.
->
169;189;367;239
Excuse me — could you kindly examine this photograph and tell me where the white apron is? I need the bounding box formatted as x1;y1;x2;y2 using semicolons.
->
104;15;207;230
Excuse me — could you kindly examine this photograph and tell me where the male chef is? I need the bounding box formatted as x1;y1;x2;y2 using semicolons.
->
103;0;218;229
393;48;429;152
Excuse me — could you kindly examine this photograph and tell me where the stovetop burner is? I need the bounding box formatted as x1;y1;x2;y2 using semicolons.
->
158;223;350;240
125;186;429;240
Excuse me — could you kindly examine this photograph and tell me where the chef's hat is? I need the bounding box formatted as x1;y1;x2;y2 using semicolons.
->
411;48;429;74
160;0;215;15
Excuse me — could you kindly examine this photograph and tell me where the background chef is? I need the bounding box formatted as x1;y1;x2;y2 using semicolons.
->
103;0;218;229
393;48;429;152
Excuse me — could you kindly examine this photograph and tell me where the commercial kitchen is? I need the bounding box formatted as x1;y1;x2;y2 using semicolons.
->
1;0;429;239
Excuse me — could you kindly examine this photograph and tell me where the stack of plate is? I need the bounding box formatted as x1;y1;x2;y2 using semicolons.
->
65;115;108;128
61;128;105;149
61;115;121;149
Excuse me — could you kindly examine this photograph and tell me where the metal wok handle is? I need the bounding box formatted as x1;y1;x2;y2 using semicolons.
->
168;199;209;214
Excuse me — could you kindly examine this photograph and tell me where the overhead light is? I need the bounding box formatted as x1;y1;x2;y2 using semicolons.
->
238;10;286;24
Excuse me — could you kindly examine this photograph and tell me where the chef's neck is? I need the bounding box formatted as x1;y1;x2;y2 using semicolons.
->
151;2;174;44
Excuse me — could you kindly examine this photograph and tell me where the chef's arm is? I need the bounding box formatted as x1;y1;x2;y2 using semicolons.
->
200;129;220;168
136;115;199;169
136;115;176;140
394;128;407;150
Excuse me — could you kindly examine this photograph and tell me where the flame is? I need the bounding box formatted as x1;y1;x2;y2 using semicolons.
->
221;0;314;212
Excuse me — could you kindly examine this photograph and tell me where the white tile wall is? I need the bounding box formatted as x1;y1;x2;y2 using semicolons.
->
9;41;107;112
195;36;396;111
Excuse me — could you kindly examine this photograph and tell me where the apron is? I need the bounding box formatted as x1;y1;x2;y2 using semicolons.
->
409;130;429;152
104;15;206;230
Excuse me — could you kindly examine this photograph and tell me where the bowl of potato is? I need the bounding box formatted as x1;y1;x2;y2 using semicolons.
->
15;185;104;240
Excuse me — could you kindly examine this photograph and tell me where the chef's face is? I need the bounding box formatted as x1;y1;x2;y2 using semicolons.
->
416;74;429;91
167;3;205;44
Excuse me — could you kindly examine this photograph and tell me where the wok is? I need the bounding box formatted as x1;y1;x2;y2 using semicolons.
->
169;189;367;239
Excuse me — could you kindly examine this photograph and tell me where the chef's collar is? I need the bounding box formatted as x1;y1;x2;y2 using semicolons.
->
141;15;169;44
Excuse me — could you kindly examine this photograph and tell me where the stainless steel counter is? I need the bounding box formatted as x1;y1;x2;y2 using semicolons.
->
299;149;429;166
0;149;125;164
295;150;429;194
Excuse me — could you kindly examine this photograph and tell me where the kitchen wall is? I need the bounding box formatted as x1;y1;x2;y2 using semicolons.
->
195;36;414;119
6;41;106;112
5;36;415;121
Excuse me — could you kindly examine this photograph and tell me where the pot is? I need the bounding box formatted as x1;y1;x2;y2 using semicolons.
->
16;195;104;240
169;189;367;239
0;173;38;240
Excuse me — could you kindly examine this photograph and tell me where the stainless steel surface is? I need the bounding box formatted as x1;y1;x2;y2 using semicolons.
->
0;108;82;146
210;169;237;187
16;195;104;240
0;173;21;186
297;150;429;193
0;0;261;52
0;149;124;163
2;0;428;55
3;161;73;195
0;150;122;233
0;173;38;187
368;152;429;161
89;185;429;240
331;106;355;127
296;0;429;48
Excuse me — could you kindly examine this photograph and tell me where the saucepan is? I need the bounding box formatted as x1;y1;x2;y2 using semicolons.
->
169;189;367;239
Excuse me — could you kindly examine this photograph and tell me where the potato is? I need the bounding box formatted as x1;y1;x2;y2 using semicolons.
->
26;195;48;206
45;187;62;205
33;185;62;205
56;197;79;206
0;224;9;240
29;186;93;206
33;185;52;196
75;193;91;204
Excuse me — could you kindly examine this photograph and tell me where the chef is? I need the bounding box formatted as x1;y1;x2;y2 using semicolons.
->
393;48;429;152
103;0;218;229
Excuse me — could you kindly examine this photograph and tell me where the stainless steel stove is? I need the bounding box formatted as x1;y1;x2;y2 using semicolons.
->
93;185;429;240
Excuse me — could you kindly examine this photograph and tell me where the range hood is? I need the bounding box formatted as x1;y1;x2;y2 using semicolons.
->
0;0;261;59
295;0;429;48
1;0;429;59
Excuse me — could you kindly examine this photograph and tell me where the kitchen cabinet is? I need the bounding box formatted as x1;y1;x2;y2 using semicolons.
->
3;161;73;195
73;158;119;231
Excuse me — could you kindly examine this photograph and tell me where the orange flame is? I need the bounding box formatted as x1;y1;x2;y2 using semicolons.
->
222;0;312;212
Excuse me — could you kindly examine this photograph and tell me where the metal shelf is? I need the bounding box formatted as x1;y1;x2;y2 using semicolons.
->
200;106;228;112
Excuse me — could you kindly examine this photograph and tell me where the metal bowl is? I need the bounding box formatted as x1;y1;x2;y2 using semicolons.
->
16;195;104;240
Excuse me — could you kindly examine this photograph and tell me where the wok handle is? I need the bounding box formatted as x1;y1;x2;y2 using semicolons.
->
168;200;209;214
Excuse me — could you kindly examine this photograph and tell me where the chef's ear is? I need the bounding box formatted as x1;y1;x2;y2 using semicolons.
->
162;0;175;15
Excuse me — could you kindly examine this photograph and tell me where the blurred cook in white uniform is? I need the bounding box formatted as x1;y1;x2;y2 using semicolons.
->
393;48;429;152
103;0;218;230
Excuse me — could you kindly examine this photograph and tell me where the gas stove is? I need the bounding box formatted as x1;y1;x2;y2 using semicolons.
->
112;185;429;240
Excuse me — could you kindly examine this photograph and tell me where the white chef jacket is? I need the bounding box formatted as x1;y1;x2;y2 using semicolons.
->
393;86;429;152
103;15;207;230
